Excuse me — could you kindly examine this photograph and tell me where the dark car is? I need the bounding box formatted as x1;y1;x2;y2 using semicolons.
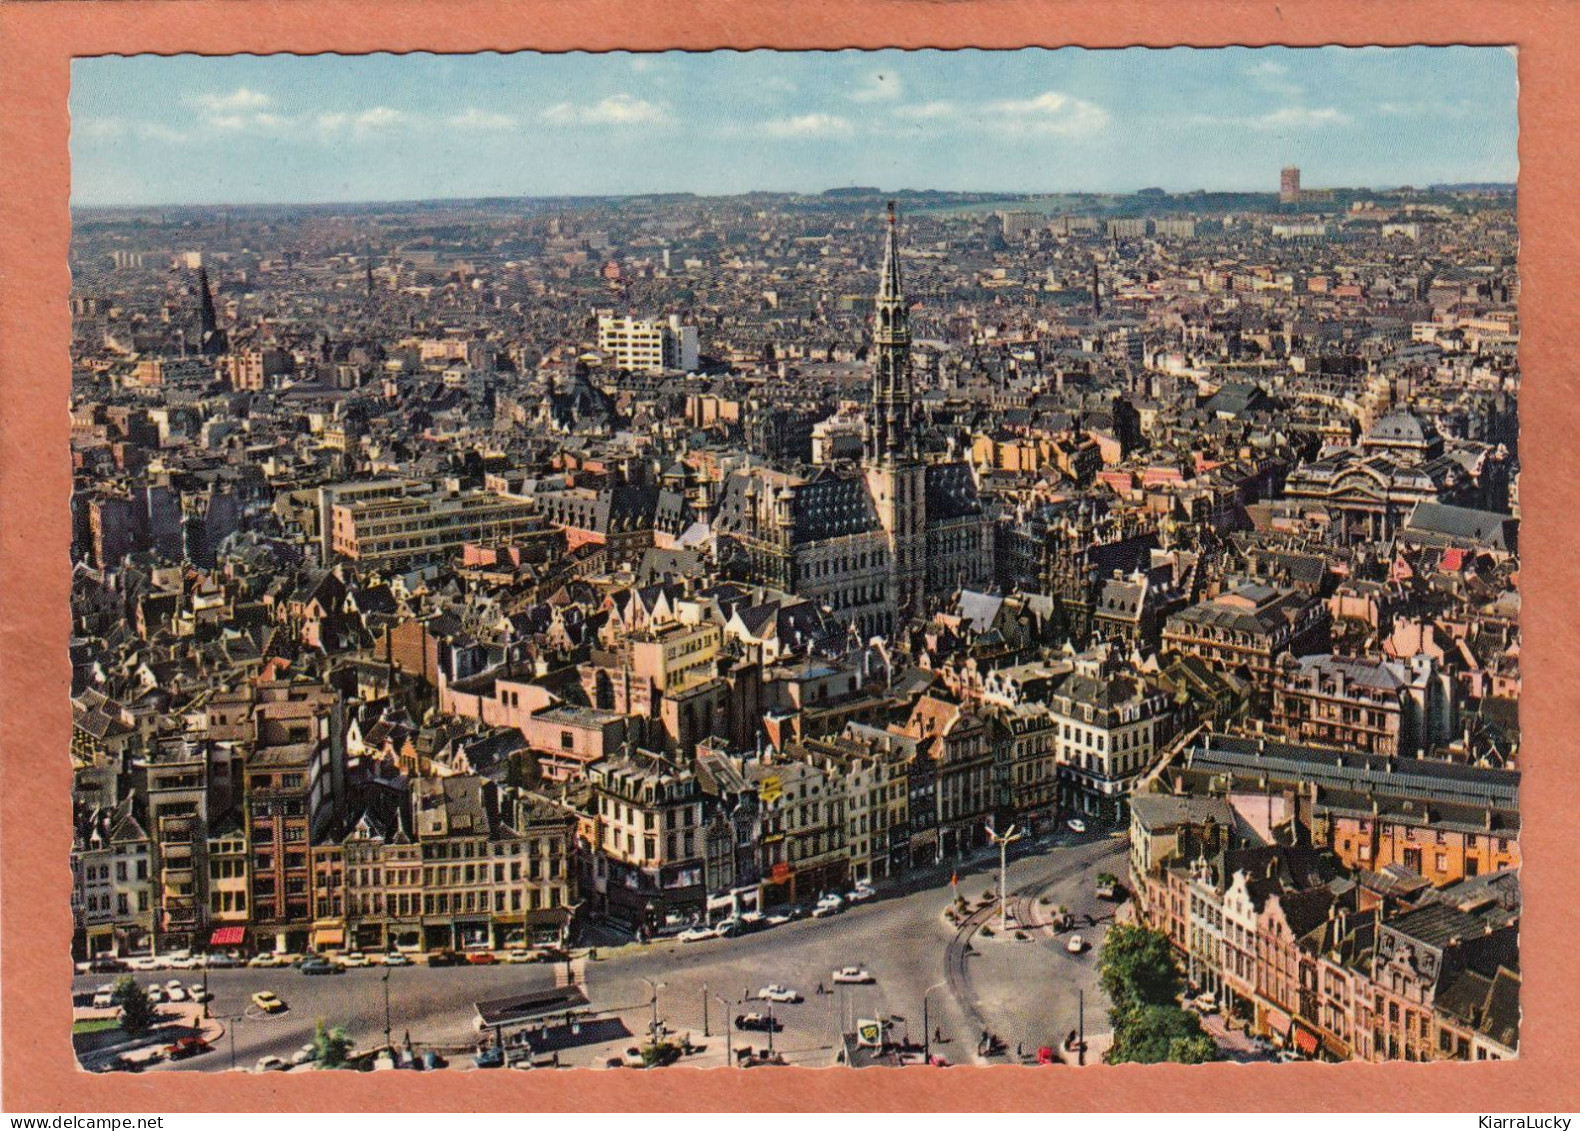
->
422;1050;448;1071
101;1054;143;1073
165;1037;212;1060
473;1047;505;1069
90;958;128;974
428;951;467;968
734;1012;783;1033
300;958;342;976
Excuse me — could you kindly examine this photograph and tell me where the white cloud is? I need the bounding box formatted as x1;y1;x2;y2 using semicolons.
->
136;122;191;144
1185;105;1351;132
75;118;127;139
196;87;272;113
849;71;902;103
541;94;672;126
450;107;515;131
759;112;854;138
986;90;1109;136
1256;106;1350;129
354;106;406;130
894;100;957;121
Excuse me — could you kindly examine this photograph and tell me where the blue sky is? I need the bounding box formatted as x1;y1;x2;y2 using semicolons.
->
70;47;1517;207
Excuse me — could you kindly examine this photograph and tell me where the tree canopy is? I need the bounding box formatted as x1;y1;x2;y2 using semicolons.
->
1098;922;1185;1013
114;976;154;1036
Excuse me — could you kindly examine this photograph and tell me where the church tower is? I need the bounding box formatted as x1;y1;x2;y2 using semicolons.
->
865;202;927;630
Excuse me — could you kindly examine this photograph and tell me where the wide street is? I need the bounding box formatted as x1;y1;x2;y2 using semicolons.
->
74;832;1127;1073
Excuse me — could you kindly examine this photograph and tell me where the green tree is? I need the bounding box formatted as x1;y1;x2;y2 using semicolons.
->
312;1019;355;1068
1098;923;1184;1015
1106;1003;1218;1065
115;976;154;1036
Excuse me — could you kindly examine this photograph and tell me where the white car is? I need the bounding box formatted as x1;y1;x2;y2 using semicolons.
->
677;926;720;943
91;986;116;1009
254;1055;288;1073
289;1044;318;1066
383;952;412;967
188;983;211;1002
165;951;198;970
1066;934;1087;954
166;985;189;1003
146;985;166;1004
845;886;876;903
341;952;370;968
125;956;161;972
832;966;874;985
248;954;285;968
1066;818;1088;834
811;896;845;919
764;913;792;928
757;984;800;1004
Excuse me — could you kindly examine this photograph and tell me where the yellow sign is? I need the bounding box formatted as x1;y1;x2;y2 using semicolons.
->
760;775;782;805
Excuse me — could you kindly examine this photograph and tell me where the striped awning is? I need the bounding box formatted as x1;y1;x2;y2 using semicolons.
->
209;926;245;947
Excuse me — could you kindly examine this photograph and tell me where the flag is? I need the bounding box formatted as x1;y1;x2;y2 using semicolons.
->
951;871;958;889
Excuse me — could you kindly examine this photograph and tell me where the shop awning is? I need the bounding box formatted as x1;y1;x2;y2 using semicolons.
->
312;927;345;947
209;926;245;947
1292;1024;1320;1057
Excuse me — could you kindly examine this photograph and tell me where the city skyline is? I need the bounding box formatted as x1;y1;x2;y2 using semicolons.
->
70;46;1518;207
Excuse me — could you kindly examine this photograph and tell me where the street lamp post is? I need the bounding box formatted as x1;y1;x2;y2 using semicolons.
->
641;977;664;1065
985;822;1024;936
702;981;709;1037
382;966;393;1052
713;992;733;1066
922;980;947;1063
225;1015;242;1072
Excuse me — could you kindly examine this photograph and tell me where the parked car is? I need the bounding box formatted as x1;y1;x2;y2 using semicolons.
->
734;1012;782;1033
764;913;793;928
145;986;166;1004
247;954;285;968
422;1050;448;1071
845;886;876;903
832;966;874;984
383;952;412;967
677;926;719;943
204;954;242;969
166;985;189;1003
1066;934;1087;954
90;958;129;974
251;990;286;1014
715;917;745;938
811;896;845;919
165;1036;211;1060
1066;818;1088;834
428;951;467;968
503;949;537;964
101;1054;143;1074
188;983;211;1002
125;956;162;972
473;1047;505;1069
289;1044;318;1066
757;985;801;1004
340;952;371;968
466;952;498;966
91;986;116;1009
164;950;197;970
254;1056;287;1073
300;958;341;976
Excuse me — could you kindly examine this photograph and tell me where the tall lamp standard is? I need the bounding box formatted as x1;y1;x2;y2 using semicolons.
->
640;977;665;1065
921;980;947;1063
713;992;734;1067
985;822;1024;935
382;966;393;1052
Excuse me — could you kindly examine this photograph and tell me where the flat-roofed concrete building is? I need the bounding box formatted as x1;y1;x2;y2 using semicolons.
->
330;488;540;569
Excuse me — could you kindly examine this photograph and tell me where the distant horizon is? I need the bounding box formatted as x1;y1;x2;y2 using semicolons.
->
71;47;1518;209
68;180;1519;214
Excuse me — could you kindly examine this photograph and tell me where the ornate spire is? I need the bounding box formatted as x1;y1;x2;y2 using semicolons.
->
869;201;913;463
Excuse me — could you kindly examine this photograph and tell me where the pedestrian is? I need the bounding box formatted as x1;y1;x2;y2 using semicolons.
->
934;1026;943;1044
